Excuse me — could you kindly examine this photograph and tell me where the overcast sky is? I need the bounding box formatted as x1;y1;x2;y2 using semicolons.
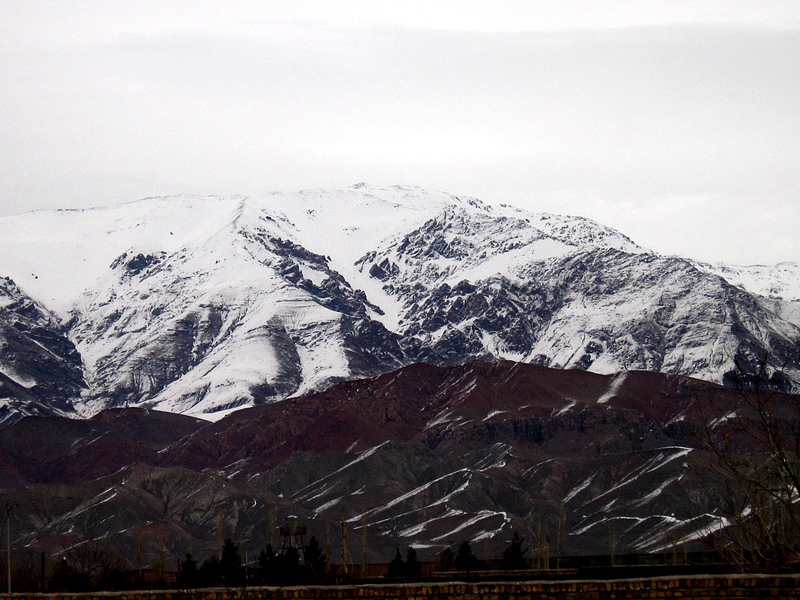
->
1;1;798;265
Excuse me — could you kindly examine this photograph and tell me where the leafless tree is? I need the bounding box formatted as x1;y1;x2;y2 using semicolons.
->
52;540;126;590
691;355;800;571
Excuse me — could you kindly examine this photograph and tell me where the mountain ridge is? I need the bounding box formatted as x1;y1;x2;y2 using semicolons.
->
0;185;797;421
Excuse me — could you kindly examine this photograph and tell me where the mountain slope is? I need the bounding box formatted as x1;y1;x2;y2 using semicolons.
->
65;198;414;417
0;407;206;487
0;277;83;426
375;245;799;382
2;361;793;563
692;260;800;329
0;185;797;419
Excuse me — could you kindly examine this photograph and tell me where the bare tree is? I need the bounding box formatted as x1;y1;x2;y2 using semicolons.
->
691;355;800;571
51;541;126;590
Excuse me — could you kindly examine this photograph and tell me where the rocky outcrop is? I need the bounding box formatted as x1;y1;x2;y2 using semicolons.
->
0;277;84;425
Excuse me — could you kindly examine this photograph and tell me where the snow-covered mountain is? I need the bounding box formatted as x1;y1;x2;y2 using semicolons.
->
0;185;797;420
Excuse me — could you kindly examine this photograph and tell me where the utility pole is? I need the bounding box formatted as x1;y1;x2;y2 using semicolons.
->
609;520;616;567
340;517;348;575
325;520;331;569
268;503;276;549
361;515;367;578
5;503;12;594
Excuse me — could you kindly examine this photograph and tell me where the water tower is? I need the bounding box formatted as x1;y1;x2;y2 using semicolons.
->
279;515;306;560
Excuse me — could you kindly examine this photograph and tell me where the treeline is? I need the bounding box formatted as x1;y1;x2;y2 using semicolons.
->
36;532;533;592
176;537;329;587
174;533;533;587
387;533;530;578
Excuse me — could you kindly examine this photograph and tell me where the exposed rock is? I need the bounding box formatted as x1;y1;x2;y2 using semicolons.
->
0;277;84;425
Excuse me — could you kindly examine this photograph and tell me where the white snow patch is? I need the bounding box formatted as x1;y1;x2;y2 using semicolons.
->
597;372;627;404
349;470;473;523
296;442;389;501
588;447;693;506
315;497;343;512
0;366;36;389
709;409;738;430
482;410;506;422
397;509;465;538
424;409;458;430
554;399;577;417
431;510;509;542
564;474;594;503
633;475;683;507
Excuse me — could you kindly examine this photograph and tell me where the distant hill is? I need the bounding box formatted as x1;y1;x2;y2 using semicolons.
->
2;360;795;564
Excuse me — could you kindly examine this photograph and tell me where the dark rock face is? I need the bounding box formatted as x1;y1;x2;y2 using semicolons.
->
0;277;85;425
110;251;166;277
1;360;793;566
95;305;232;408
252;232;385;318
339;315;408;378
